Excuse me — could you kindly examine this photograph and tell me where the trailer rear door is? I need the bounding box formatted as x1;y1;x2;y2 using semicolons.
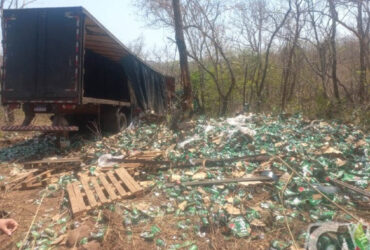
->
2;8;82;103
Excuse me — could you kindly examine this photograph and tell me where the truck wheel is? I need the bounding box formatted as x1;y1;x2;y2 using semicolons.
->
118;112;128;131
101;106;127;133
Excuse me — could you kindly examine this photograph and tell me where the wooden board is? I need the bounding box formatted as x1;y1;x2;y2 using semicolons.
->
128;151;163;160
67;170;143;216
23;158;81;170
99;151;164;172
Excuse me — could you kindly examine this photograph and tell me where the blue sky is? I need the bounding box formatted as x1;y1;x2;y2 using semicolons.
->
27;0;171;52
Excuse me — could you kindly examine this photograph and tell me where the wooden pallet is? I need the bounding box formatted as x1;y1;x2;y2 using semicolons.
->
23;158;81;170
67;168;143;216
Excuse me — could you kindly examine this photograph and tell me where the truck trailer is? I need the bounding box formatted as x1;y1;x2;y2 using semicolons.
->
1;7;174;134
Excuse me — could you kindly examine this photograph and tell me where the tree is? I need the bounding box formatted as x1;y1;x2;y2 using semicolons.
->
257;0;292;111
235;0;292;111
185;0;237;115
324;0;369;103
280;0;305;111
305;0;330;100
233;0;269;108
127;35;148;60
134;0;193;115
172;0;193;115
328;0;341;102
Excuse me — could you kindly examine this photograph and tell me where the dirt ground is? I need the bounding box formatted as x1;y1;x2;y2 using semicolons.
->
0;153;305;250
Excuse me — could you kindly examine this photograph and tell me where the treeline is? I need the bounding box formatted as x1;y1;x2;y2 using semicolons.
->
135;0;369;125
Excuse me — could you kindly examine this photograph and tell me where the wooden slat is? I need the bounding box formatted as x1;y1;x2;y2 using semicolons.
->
114;168;137;192
72;183;87;211
88;48;123;57
85;34;120;44
24;158;81;165
128;151;163;160
85;46;124;56
66;184;79;214
24;158;81;169
20;170;52;189
98;175;118;200
85;39;120;49
85;25;105;34
115;168;142;193
40;172;51;187
121;163;142;168
120;168;143;192
85;45;125;55
7;170;38;185
85;42;122;51
90;177;109;203
107;172;127;197
67;183;84;215
80;175;99;207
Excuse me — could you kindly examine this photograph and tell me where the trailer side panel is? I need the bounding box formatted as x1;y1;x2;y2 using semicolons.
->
2;8;82;103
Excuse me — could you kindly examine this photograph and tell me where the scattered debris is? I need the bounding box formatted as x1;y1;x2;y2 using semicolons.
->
6;169;50;190
0;112;368;249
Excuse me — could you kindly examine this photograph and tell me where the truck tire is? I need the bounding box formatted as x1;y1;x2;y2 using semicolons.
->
101;106;127;133
65;115;96;133
118;112;128;131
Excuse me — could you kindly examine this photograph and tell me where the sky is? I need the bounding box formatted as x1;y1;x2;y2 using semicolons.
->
26;0;171;52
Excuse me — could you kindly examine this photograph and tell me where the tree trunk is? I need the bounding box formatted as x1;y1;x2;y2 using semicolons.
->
242;63;248;106
281;48;289;111
281;2;301;111
328;0;340;102
357;1;367;103
257;0;292;110
220;97;228;116
172;0;193;115
198;65;206;114
319;45;329;99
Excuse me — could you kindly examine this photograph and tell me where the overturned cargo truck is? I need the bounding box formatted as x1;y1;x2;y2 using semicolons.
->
1;7;175;133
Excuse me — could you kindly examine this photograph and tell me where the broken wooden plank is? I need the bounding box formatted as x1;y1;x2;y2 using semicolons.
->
7;170;39;184
22;170;52;185
9;170;51;190
22;171;51;190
